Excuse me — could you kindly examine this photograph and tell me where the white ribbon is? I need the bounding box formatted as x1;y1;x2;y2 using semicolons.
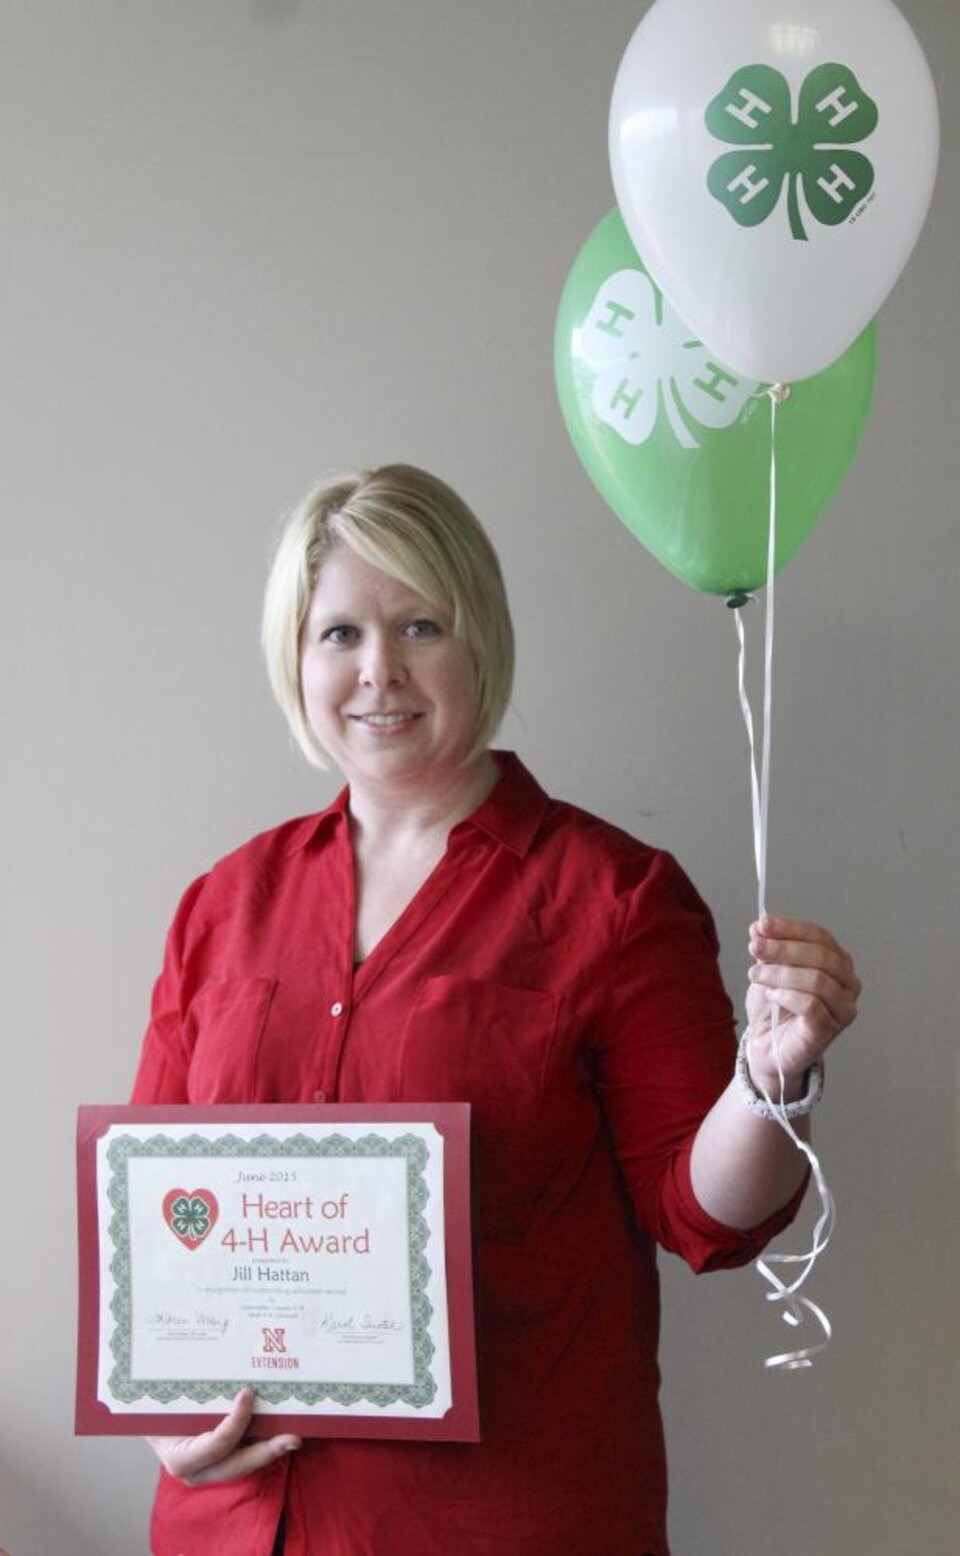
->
730;385;835;1370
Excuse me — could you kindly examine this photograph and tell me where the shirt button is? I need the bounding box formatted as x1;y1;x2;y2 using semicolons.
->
313;1089;327;1103
330;1000;344;1017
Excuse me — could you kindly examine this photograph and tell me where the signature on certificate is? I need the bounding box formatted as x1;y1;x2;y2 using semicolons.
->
316;1312;405;1336
148;1310;230;1337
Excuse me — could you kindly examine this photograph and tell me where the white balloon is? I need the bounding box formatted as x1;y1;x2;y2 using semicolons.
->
609;0;939;382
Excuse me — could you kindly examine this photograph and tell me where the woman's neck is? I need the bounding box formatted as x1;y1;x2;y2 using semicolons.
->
346;751;499;859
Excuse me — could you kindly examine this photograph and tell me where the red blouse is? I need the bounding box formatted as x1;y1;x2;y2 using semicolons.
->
131;753;802;1556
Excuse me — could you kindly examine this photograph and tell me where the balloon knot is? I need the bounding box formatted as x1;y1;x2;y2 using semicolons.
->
726;591;753;610
768;383;792;404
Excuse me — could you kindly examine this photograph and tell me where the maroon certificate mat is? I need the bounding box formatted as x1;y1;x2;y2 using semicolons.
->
76;1103;478;1441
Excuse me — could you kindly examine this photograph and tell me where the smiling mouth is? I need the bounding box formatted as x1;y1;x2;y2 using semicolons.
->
349;713;424;728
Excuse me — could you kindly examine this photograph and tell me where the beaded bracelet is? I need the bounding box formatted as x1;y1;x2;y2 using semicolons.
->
735;1030;824;1119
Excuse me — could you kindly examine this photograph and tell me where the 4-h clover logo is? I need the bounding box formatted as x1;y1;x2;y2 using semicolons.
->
162;1186;219;1250
705;62;879;241
580;268;757;449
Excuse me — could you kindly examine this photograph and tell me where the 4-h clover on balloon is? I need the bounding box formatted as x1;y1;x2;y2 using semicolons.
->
609;0;939;382
579;267;756;450
705;63;878;243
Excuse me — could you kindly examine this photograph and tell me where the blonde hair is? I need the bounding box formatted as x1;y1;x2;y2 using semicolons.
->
261;464;515;769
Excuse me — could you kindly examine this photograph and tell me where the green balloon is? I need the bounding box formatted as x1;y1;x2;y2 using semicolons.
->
554;209;876;595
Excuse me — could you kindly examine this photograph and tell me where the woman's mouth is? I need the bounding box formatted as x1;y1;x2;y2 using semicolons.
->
349;712;423;730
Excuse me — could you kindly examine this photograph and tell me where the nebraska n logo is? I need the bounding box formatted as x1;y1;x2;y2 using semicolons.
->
705;62;879;241
262;1327;287;1353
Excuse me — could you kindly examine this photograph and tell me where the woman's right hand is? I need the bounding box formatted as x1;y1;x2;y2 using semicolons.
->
147;1387;302;1486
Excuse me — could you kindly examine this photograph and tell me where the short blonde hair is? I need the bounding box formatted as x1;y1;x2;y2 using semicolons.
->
261;464;515;769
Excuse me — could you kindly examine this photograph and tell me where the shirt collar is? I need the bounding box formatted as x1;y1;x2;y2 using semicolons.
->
285;751;549;859
284;786;350;855
454;751;550;858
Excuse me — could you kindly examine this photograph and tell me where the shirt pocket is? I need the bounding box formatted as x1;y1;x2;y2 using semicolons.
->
186;976;278;1103
397;975;559;1131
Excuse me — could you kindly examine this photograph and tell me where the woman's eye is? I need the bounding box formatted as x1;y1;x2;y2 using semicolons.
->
321;624;357;646
403;619;441;639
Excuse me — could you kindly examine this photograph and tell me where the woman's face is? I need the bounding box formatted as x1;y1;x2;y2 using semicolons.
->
300;544;482;792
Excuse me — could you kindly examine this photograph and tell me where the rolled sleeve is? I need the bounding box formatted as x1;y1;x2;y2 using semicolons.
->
593;849;805;1270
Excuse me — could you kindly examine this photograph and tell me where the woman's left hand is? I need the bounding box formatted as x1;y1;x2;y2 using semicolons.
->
745;914;861;1089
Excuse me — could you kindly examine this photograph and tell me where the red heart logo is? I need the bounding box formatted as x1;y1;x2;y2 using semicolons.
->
162;1187;219;1250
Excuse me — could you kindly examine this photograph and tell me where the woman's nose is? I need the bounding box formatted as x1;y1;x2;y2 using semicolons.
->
359;635;407;688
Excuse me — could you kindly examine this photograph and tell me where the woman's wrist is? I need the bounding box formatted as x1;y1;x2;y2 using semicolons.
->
735;1031;824;1118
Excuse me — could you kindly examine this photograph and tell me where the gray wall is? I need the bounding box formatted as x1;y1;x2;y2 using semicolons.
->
1;2;957;1552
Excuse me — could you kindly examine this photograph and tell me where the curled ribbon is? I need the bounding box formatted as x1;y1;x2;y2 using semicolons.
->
746;1012;836;1369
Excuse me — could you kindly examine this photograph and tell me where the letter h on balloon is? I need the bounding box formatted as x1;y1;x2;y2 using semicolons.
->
726;164;771;207
690;358;741;405
725;86;774;131
816;163;857;205
815;84;861;128
595;300;636;338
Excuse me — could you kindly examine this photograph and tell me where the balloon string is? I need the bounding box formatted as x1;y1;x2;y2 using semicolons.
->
733;606;761;884
731;385;835;1369
757;389;777;919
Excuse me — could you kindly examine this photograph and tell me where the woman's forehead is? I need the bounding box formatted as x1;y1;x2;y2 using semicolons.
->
307;546;440;618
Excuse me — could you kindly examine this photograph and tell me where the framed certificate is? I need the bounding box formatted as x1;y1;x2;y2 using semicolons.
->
76;1104;479;1441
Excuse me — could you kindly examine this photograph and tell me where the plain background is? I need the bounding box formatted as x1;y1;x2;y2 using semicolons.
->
1;2;957;1552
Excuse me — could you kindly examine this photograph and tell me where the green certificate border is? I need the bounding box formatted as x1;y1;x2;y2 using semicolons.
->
107;1130;437;1409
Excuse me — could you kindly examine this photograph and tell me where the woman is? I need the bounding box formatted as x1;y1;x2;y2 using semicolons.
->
133;464;859;1556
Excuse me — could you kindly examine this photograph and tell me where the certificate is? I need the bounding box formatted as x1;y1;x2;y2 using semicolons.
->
76;1104;478;1440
